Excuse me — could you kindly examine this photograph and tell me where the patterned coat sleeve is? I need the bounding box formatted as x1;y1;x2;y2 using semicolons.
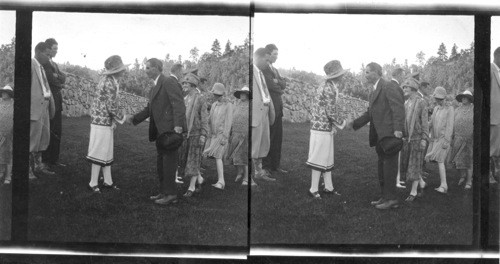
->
323;84;344;126
419;99;429;140
105;78;124;122
199;96;209;137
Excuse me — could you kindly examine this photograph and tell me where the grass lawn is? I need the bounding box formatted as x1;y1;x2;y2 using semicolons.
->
27;116;248;246
251;122;474;245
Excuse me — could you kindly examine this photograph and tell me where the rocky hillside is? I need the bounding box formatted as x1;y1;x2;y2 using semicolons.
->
61;73;148;117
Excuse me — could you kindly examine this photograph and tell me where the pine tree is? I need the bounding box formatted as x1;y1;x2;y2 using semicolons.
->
211;39;222;57
437;43;448;61
224;40;232;56
416;51;426;67
450;43;458;59
189;47;199;63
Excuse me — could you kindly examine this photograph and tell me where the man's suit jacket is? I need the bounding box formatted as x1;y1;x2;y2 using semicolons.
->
390;79;404;99
353;78;405;147
491;63;500;125
261;64;285;118
252;67;275;128
43;60;66;112
133;74;187;142
31;58;55;121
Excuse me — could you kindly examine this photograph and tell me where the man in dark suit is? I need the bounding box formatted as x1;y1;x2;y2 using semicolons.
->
347;62;405;210
127;60;186;205
41;38;66;173
262;44;287;175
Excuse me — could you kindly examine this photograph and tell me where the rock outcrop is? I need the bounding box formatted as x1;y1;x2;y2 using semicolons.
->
61;73;148;117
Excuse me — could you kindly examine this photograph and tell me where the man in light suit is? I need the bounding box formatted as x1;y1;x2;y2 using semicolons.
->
128;61;187;205
30;42;56;179
348;62;405;209
252;48;275;183
490;47;500;184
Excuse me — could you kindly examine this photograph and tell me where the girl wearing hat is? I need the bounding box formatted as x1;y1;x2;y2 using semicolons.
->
306;60;349;199
86;55;128;193
0;85;14;184
227;86;252;186
203;83;234;190
178;73;209;197
450;90;474;190
400;79;429;201
425;86;455;194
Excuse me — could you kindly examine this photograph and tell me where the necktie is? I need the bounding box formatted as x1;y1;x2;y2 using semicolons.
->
40;65;50;97
259;71;270;98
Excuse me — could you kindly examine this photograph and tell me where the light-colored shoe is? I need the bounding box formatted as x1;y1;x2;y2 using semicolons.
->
212;181;225;190
235;174;243;182
435;186;448;194
396;183;406;189
458;177;466;186
254;173;276;182
464;183;472;190
4;179;11;185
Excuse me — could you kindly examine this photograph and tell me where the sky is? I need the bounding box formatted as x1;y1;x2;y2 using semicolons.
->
254;14;474;75
31;12;249;70
492;16;500;60
0;11;16;45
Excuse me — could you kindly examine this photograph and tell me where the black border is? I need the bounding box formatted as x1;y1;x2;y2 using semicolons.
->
0;0;498;258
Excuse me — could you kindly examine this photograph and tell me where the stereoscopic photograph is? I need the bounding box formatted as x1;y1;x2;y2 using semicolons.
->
251;13;475;245
0;10;15;241
28;11;250;246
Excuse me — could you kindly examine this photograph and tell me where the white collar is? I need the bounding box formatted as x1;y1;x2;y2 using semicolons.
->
170;73;178;81
154;74;160;85
391;78;399;85
373;78;381;91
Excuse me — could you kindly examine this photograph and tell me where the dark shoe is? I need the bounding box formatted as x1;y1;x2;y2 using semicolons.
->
155;194;178;205
375;199;400;210
88;184;100;193
405;195;417;202
370;197;385;206
255;173;276;182
417;188;424;197
149;193;164;200
183;190;194;197
308;190;321;200
102;183;120;190
194;185;202;193
322;188;341;196
36;167;55;175
273;168;289;174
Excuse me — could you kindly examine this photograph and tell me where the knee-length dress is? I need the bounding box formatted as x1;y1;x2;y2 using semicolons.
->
178;89;209;178
86;75;124;166
306;81;347;172
449;104;473;169
203;98;233;159
400;94;429;181
227;99;249;166
0;99;13;165
425;104;454;163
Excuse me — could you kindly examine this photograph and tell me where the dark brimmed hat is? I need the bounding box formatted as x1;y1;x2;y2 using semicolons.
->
456;90;473;102
234;86;250;99
103;55;129;75
324;60;347;80
211;83;225;96
0;85;13;97
156;131;183;151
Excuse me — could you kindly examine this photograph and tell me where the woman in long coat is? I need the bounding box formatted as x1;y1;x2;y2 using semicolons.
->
425;86;454;194
400;79;429;201
450;90;474;190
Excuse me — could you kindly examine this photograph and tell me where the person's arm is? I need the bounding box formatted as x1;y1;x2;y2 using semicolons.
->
132;104;150;125
54;63;66;85
105;78;124;124
200;97;209;138
222;103;234;144
420;100;430;141
444;106;455;144
165;78;186;132
324;84;346;127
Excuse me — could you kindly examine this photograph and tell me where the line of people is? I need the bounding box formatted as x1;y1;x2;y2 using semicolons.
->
85;55;250;205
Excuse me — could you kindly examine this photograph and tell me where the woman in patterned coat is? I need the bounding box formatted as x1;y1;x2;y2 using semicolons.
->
400;79;429;202
228;86;251;186
425;86;454;194
86;55;127;193
450;90;474;190
306;60;349;200
0;85;14;184
178;73;209;197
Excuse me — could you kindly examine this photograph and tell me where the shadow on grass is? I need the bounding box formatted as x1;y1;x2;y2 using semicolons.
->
251;122;474;245
27;116;248;245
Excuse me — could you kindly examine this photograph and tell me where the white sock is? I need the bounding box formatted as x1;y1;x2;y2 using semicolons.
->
103;165;113;185
310;170;321;193
90;164;101;187
323;171;334;191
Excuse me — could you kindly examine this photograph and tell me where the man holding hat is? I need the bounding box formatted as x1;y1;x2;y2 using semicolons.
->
30;42;55;179
127;61;186;205
252;47;276;183
348;62;405;210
